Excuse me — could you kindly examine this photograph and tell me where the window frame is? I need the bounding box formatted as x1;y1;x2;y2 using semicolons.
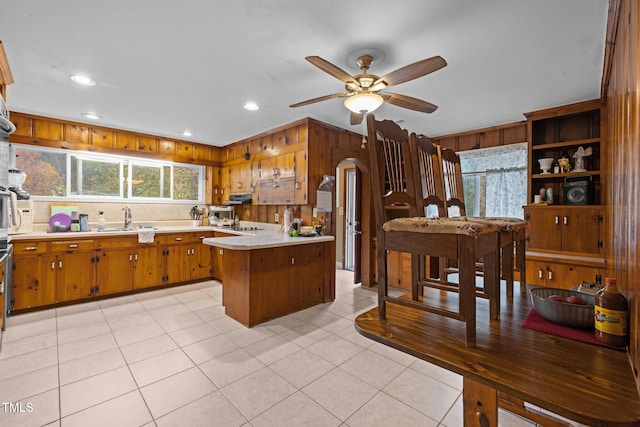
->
11;144;205;204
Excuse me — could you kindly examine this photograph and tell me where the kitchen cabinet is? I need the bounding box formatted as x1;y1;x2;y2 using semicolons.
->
211;231;234;281
289;244;324;311
256;152;297;205
11;231;217;312
523;100;607;289
132;245;163;290
524;205;604;256
95;236;137;295
191;232;215;280
525;258;602;289
11;241;56;310
163;232;215;284
221;239;334;327
51;239;96;303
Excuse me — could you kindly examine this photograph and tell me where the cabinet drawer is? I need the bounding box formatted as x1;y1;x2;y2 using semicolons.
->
95;236;137;249
191;231;215;242
50;240;95;252
164;234;190;244
13;241;49;254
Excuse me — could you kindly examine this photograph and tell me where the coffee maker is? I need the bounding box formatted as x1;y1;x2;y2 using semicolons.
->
8;168;29;200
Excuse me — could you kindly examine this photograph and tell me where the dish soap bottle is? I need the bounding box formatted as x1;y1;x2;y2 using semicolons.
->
98;211;106;231
594;277;628;347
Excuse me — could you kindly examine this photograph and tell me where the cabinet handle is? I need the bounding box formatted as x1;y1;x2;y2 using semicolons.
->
538;269;543;279
548;269;553;281
129;254;133;262
563;216;568;225
68;244;78;248
555;216;560;225
23;246;38;251
59;260;63;269
175;237;183;241
135;254;138;261
51;261;55;270
291;257;295;265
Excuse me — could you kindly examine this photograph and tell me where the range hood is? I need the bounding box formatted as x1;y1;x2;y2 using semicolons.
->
223;194;252;205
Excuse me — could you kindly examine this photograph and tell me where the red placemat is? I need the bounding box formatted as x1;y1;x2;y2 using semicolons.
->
522;308;625;351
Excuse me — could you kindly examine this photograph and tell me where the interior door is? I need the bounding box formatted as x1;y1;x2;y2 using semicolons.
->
344;169;356;272
353;168;362;284
344;168;362;283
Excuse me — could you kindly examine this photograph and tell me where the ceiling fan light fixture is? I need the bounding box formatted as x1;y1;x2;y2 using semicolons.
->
343;93;383;114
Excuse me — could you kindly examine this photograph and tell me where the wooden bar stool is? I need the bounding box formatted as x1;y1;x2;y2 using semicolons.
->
440;146;527;298
367;114;501;347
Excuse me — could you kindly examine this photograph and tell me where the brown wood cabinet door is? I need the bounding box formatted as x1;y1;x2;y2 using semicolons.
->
562;208;603;254
294;149;307;204
165;243;191;284
550;263;600;289
133;246;162;289
525;207;562;252
96;247;133;295
55;252;96;302
525;259;548;287
250;248;290;322
192;244;214;280
289;244;324;310
12;254;57;310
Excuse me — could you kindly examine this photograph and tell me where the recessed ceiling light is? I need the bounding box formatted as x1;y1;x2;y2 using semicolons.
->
70;74;96;86
243;102;259;111
81;112;102;120
182;130;192;137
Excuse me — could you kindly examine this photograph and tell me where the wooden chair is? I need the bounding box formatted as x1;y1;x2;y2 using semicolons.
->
439;146;527;297
367;114;501;347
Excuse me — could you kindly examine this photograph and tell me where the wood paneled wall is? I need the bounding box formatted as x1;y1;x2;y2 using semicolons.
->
430;121;527;151
604;0;640;389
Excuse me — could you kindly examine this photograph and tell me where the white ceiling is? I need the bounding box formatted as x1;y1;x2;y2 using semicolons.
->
1;0;609;147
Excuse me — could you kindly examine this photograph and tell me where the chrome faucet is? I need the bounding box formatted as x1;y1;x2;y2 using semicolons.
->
123;206;132;229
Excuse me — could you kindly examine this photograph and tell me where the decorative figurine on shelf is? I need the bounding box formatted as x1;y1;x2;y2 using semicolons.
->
538;157;554;174
572;146;592;172
558;148;571;173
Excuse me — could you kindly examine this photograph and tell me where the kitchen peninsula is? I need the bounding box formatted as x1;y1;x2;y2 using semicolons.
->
203;231;335;327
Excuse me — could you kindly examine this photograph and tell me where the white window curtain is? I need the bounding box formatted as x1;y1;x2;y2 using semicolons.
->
459;143;527;219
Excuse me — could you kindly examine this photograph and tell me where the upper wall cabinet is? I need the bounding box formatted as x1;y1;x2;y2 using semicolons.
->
9;112;216;165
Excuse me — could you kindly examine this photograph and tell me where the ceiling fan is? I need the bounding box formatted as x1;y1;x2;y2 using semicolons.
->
290;54;447;125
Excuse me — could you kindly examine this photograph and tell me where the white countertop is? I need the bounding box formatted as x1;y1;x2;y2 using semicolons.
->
203;232;334;250
8;223;334;250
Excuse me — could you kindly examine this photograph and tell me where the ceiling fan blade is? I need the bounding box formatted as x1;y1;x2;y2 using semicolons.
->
289;92;349;108
371;56;447;90
383;93;438;113
305;56;358;87
350;112;363;125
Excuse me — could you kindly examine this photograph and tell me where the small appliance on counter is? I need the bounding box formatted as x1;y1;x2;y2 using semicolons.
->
8;168;30;200
8;199;33;234
208;205;235;226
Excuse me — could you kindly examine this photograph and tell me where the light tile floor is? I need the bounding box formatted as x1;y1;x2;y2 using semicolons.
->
0;270;579;426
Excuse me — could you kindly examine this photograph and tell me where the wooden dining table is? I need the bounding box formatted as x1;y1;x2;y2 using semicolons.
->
355;283;640;426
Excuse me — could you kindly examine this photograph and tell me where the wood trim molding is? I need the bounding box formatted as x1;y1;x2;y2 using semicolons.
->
0;41;15;99
602;0;622;98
